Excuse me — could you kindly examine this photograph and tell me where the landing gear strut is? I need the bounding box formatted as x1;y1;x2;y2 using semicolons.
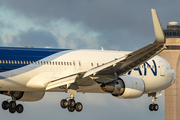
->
1;100;24;114
148;93;159;111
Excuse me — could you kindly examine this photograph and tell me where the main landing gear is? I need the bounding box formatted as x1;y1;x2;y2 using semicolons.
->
60;87;83;112
1;100;24;114
60;98;83;112
148;93;159;111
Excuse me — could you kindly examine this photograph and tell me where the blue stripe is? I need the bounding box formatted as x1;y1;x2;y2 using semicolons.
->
0;49;76;78
0;47;72;72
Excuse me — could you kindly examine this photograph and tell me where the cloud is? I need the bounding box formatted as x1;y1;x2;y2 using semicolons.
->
5;29;59;47
58;32;100;49
1;1;177;51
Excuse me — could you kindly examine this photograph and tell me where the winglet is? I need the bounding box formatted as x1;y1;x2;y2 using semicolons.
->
151;9;166;44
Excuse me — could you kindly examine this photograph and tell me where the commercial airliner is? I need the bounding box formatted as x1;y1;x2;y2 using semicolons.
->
0;9;176;114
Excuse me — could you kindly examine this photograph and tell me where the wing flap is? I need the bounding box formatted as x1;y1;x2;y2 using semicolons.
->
46;74;78;90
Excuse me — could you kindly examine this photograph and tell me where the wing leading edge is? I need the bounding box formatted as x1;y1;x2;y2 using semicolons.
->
83;9;166;78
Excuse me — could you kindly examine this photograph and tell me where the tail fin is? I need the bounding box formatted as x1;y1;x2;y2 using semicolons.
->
151;9;166;44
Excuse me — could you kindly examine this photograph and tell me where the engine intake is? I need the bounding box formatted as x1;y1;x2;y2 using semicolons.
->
100;75;145;99
100;79;125;96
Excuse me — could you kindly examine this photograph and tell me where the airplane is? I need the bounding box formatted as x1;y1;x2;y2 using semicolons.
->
0;9;176;114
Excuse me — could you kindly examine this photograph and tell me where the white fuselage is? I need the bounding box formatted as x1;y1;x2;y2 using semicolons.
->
0;49;176;95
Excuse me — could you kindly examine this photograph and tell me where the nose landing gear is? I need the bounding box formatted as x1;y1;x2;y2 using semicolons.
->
148;93;159;111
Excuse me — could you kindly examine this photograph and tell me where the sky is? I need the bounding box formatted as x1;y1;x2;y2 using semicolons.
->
0;0;179;119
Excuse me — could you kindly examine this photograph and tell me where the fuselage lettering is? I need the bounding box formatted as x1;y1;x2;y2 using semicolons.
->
128;60;157;76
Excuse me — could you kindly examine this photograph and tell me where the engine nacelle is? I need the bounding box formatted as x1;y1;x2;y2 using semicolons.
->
1;91;45;101
17;91;45;101
100;75;145;99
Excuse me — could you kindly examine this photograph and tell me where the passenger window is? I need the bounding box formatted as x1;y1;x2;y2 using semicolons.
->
91;63;93;66
67;62;69;66
73;61;75;66
64;62;66;65
61;62;63;65
70;62;72;66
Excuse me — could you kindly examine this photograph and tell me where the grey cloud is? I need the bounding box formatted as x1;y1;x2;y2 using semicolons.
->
97;29;153;51
9;29;59;47
0;1;175;31
61;33;99;49
0;20;12;29
1;1;178;51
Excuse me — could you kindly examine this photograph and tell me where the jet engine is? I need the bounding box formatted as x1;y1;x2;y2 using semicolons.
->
100;75;145;98
0;91;45;101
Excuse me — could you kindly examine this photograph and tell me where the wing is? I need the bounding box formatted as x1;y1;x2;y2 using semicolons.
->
45;9;165;90
83;9;165;78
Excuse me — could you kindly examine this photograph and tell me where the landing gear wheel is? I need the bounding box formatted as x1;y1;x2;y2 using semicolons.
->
9;108;16;114
149;104;154;111
2;101;9;110
60;99;68;109
9;101;16;109
68;99;75;107
68;106;75;112
154;104;159;111
16;104;24;113
75;102;83;112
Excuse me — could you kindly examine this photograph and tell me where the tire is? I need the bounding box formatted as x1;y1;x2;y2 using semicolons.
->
149;104;154;111
9;108;16;114
68;99;75;107
16;104;24;113
2;101;9;110
60;99;68;109
9;101;16;109
75;102;83;112
154;104;159;111
68;106;75;112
